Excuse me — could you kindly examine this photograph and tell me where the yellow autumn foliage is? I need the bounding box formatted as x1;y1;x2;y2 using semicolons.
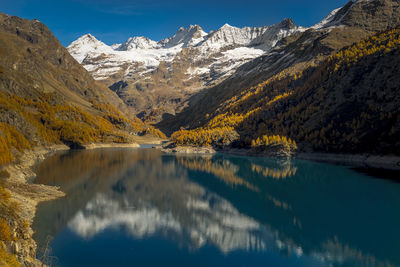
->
250;134;297;149
171;127;238;147
0;91;166;165
171;28;400;153
0;184;20;267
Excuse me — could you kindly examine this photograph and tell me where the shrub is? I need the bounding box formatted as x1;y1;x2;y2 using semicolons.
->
171;127;239;147
0;244;20;267
0;219;12;242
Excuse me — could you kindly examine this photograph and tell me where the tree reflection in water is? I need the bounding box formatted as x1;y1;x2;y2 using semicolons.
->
33;148;400;267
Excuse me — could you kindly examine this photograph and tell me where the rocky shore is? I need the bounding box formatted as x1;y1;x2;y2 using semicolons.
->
160;142;295;158
1;145;68;266
160;143;216;154
84;143;140;149
0;142;141;266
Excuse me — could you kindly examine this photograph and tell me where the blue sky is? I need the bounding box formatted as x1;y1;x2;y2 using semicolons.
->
1;0;349;46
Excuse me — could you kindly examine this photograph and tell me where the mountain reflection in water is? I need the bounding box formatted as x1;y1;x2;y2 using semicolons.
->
33;148;400;267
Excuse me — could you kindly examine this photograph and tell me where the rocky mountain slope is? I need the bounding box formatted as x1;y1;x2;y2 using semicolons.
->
0;11;166;267
0;14;123;110
160;0;400;133
68;20;305;121
0;12;164;161
165;0;400;156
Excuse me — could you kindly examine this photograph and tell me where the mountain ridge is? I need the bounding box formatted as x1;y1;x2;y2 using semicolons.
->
167;27;400;156
153;0;400;159
67;19;306;122
1;2;400;267
70;0;387;123
158;0;400;134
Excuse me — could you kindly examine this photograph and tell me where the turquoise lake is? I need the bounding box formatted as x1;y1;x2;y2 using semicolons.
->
32;148;400;267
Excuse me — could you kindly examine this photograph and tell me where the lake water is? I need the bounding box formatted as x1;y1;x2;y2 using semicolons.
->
32;148;400;267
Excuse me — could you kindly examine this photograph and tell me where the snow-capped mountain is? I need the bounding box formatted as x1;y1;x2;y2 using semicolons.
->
163;24;207;48
68;34;114;63
67;20;305;121
116;36;160;50
250;19;304;49
159;0;400;132
68;0;399;123
200;23;268;48
67;22;293;81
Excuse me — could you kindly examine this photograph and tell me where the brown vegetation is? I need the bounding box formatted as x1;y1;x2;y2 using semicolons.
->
0;184;20;267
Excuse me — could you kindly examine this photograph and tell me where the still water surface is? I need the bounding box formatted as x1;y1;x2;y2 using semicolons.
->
32;148;400;267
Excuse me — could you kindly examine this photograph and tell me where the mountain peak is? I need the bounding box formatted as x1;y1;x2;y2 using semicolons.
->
278;18;295;29
203;24;269;47
163;24;207;48
68;33;112;63
188;24;202;30
117;36;159;50
76;33;98;42
221;23;234;29
311;7;342;29
249;19;304;49
177;25;204;32
70;34;108;48
84;33;94;38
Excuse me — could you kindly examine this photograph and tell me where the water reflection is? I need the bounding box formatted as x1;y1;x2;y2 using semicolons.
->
177;156;259;191
251;163;297;179
33;148;400;267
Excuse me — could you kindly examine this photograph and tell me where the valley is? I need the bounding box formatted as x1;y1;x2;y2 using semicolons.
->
0;0;399;266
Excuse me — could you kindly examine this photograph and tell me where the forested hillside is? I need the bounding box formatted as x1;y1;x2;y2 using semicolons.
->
159;0;400;136
170;28;400;155
0;12;164;165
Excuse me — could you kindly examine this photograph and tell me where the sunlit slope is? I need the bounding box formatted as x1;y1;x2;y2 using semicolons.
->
159;0;400;134
170;28;400;155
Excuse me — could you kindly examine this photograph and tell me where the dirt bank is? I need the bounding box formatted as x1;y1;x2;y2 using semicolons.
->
2;145;68;266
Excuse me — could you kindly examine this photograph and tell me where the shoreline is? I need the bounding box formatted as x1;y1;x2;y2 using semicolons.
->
295;152;400;171
161;144;400;171
1;141;144;266
160;145;216;154
2;144;69;266
84;142;140;149
3;142;399;266
227;150;400;171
